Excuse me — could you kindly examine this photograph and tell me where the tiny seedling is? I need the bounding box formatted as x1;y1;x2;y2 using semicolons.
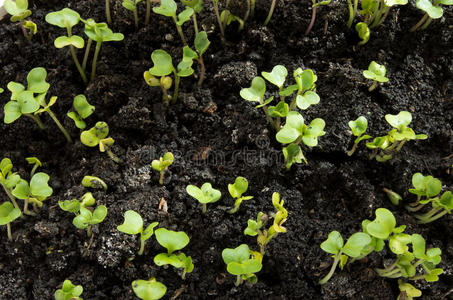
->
186;182;222;213
414;191;453;224
410;0;452;31
4;0;37;40
26;157;42;177
122;0;143;27
191;31;211;86
383;187;403;205
67;95;95;129
363;0;408;29
355;22;370;45
153;0;193;45
304;0;332;35
244;192;288;255
152;152;174;185
54;279;83;300
117;210;159;255
72;205;108;237
347;0;359;28
347;116;371;156
181;0;203;34
0;158;22;212
0;202;22;241
154;228;194;279
222;244;263;286
59;192;96;215
363;61;389;91
220;9;245;32
228;176;253;214
82;175;108;190
12;172;53;216
132;278;167;300
81;121;120;163
405;172;442;212
398;280;421;300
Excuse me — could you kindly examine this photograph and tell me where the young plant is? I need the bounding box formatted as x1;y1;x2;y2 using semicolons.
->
347;0;359;28
73;205;108;237
132;278;167;300
4;0;37;40
347;116;371;156
153;0;193;45
181;0;203;34
59;192;96;214
154;228;194;279
405;173;442;212
398;280;421;300
363;61;389;91
355;22;370;45
67;95;95;129
228;176;253;214
244;192;287;255
26;157;42;177
122;0;143;28
81;121;120;163
193;31;211;86
220;9;245;32
414;191;453;224
152;152;174;185
304;0;332;35
211;0;225;38
0;202;22;241
367;0;408;29
82;175;108;190
54;279;83;300
144;48;196;104
410;0;452;31
117;210;159;255
12;172;53;216
222;244;263;286
0;158;22;212
186;182;222;213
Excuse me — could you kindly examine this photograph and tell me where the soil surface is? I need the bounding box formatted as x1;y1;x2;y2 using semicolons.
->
0;0;452;299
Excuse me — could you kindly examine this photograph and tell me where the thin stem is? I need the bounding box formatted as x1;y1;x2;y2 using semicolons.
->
30;164;39;178
369;81;377;91
192;13;199;35
47;109;73;143
251;0;255;17
87;226;92;237
244;0;251;23
319;252;342;284
409;13;428;32
106;149;121;163
405;203;425;212
106;0;112;25
172;16;187;45
370;1;385;28
305;6;317;35
67;27;88;84
347;0;354;28
146;0;151;25
420;17;433;30
376;7;390;27
197;56;206;86
202;203;207;214
159;170;165;185
91;42;102;81
395;139;406;152
23;198;37;216
161;86;170;105
2;185;21;213
264;0;277;26
228;205;239;214
7;223;12;241
82;38;93;71
235;275;242;286
25;114;45;129
275;116;281;131
212;0;225;37
134;8;139;28
347;142;359;156
172;74;181;104
138;238;145;255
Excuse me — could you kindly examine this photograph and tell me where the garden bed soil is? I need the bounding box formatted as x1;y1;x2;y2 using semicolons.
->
0;0;452;299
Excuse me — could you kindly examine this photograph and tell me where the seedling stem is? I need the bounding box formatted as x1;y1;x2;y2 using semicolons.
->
25;114;45;129
146;0;151;25
47;109;73;143
264;0;277;25
106;0;112;25
67;27;88;84
82;39;93;71
319;251;342;284
91;42;102;81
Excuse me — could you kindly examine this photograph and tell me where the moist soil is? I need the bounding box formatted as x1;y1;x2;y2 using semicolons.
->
0;0;452;299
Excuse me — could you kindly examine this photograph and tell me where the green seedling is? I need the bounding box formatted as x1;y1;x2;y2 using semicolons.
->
347;116;371;156
220;9;245;32
72;205;108;237
383;187;403;205
244;192;287;255
228;176;253;214
355;22;370;45
363;61;389;91
181;0;203;34
45;8;87;83
26;157;42;177
211;0;225;37
132;278;167;300
362;0;408;29
117;210;159;255
264;0;278;25
122;0;143;27
59;192;95;214
81;121;120;163
152;152;174;185
0;202;22;241
405;173;442;212
304;0;332;35
410;0;452;31
4;67;73;142
347;0;359;28
153;0;193;45
193;31;210;86
414;191;453;224
144;48;196;104
67;95;95;129
319;231;372;284
82;175;108;190
186;182;222;213
12;172;53;216
4;0;37;40
398;280;421;300
261;65;288;129
0;158;22;212
54;279;83;300
222;244;263;286
105;0;112;25
154;228;193;279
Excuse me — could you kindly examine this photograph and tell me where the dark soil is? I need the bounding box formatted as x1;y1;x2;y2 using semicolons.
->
1;0;452;299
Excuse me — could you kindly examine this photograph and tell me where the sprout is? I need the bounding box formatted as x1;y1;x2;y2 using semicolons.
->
211;0;225;38
122;0;143;27
347;116;371;156
72;205;108;237
355;22;370;45
153;0;193;45
67;95;95;129
4;0;37;40
117;210;159;255
0;158;22;212
398;280;421;300
132;278;167;300
181;0;203;34
193;31;211;86
54;279;83;300
81;122;120;163
186;182;222;213
383;187;403;205
304;0;332;35
12;172;53;216
82;175;108;190
414;191;453;224
228;177;253;214
220;9;245;32
222;244;263;286
240;76;276;128
152;152;174;185
363;61;389;91
410;0;452;32
154;228;193;279
0;202;22;241
347;0;359;28
25;157;42;177
264;0;278;26
59;192;95;214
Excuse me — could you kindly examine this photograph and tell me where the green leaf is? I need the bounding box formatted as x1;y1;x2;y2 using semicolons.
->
58;199;81;213
348;116;368;137
0;202;21;225
54;35;85;48
45;8;81;28
279;84;298;97
342;232;372;258
411;234;426;259
385;111;412;130
27;67;50;93
186;182;221;204
355;22;370;45
416;0;443;18
122;0;137;11
194;31;210;56
92;205;107;223
276;111;304;144
5;0;28;18
81;175;107;190
12;179;30;200
301;118;326;147
30;172;53;199
155;228;189;254
240;77;266;102
154;253;184;269
222;244;251;264
80;122;109;147
4;173;20;189
117;210;143;235
153;0;177;17
363;61;388;82
142;222;159;241
320;231;344;254
0;158;13;176
244;212;264;236
176;58;195;77
384;0;408;6
16;91;39;114
296;91;320;110
227;259;262;276
4;101;22;124
228;177;248;199
365;208;396;239
152;152;174;171
283;143;305;169
268;101;289;117
438;191;453;210
132;278;167;300
73;94;95;118
148;50;174;77
255;96;274;108
176;7;194;25
389;233;412;254
261;65;287;89
301;69;316;91
72;207;91;229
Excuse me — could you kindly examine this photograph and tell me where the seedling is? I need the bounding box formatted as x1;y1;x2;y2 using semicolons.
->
347;116;371;156
181;0;203;34
59;192;95;214
54;279;83;300
304;0;332;35
222;244;263;286
81;121;120;163
355;22;370;45
365;0;408;29
82;175;108;190
410;0;452;31
0;202;21;241
211;0;225;37
383;187;403;205
4;0;37;40
153;0;193;45
186;182;222;213
67;95;95;129
123;0;143;27
12;172;53;216
228;176;253;214
347;0;359;28
152;152;174;185
405;173;442;211
72;205;108;237
414;191;453;224
154;228;194;279
193;31;211;86
117;210;159;255
264;0;277;25
244;192;287;255
398;280;421;300
363;61;389;91
144;48;196;104
132;278;167;300
220;9;245;32
26;157;42;177
0;158;22;212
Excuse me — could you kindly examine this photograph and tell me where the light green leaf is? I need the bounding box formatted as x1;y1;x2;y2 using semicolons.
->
320;231;344;254
153;0;177;17
194;31;210;56
117;210;143;235
54;35;85;48
45;8;81;28
0;202;22;225
240;77;266;102
155;228;189;254
262;65;287;89
148;50;174;77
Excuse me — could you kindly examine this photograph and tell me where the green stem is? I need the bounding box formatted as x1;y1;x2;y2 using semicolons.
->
370;1;385;28
138;238;145;255
67;27;88;84
419;16;433;30
25;114;45;129
146;0;151;25
395;139;406;152
319;252;342;284
251;0;255;17
159;170;165;185
106;0;112;25
415;207;445;224
134;8;139;28
347;142;359;156
259;97;276;129
161;86;170;105
212;0;225;38
2;185;21;213
23;198;37;216
87;226;92;237
192;13;199;34
172;74;181;104
369;81;377;91
347;0;354;28
7;223;12;241
235;275;242;286
30;164;39;178
264;0;277;26
82;38;92;71
197;56;206;86
172;16;187;45
244;0;251;23
409;13;428;32
405;203;425;212
202;203;207;214
228;205;239;214
47;109;73;143
106;149;121;163
91;41;102;81
376;7;390;27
